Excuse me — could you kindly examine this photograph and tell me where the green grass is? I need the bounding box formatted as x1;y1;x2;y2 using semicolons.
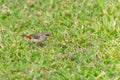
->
0;0;120;80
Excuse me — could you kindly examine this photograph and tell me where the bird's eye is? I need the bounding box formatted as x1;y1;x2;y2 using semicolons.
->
46;34;50;36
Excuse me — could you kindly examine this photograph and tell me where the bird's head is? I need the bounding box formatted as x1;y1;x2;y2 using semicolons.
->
43;32;51;38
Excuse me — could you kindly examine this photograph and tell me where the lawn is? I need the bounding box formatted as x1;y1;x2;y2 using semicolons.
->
0;0;120;80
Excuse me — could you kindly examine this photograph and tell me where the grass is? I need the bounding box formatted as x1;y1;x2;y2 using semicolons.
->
0;0;120;80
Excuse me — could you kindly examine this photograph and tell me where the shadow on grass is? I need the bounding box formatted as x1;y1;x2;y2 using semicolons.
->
36;43;46;47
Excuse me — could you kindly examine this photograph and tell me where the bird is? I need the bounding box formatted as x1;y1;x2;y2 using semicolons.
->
25;32;50;43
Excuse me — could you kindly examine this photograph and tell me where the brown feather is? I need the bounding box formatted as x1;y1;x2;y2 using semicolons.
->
30;34;40;39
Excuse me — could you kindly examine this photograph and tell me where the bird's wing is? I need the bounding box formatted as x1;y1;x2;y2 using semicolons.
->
30;34;40;39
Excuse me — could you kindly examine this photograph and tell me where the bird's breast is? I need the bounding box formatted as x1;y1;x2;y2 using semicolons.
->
31;37;46;42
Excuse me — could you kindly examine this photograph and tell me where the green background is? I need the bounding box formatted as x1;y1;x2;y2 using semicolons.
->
0;0;120;80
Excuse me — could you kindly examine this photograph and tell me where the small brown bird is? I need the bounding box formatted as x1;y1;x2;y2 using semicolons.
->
25;32;50;42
